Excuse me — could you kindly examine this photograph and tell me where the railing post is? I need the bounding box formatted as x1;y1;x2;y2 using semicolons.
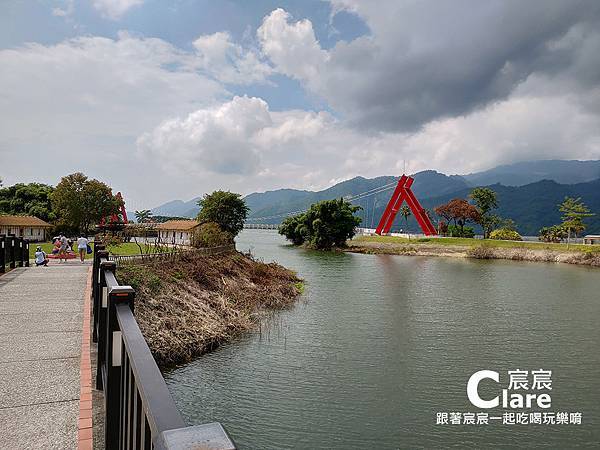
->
17;238;24;267
23;239;29;267
96;257;114;391
0;235;5;274
92;244;106;343
8;235;16;269
105;284;134;450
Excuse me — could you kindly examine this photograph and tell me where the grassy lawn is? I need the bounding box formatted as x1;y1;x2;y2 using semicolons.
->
354;234;600;253
107;242;167;256
29;242;164;259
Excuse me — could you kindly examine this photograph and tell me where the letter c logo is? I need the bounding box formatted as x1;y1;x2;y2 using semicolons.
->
467;370;499;409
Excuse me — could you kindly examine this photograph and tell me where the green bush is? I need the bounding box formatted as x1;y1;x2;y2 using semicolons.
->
539;225;567;243
278;198;361;250
192;222;233;248
279;215;307;245
447;225;475;238
489;228;522;241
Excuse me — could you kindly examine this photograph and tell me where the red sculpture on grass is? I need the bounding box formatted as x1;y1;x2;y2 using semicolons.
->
375;175;437;236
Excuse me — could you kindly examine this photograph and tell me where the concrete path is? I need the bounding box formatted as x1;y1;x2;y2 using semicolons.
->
0;261;90;449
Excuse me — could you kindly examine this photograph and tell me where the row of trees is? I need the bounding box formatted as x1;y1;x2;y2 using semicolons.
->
434;187;503;238
0;173;123;235
279;186;596;249
434;189;595;242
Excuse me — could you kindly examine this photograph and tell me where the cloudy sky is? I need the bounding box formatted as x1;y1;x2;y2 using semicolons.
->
2;0;600;210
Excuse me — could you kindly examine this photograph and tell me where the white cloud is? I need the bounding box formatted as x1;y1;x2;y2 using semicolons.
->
0;33;225;208
93;0;144;20
52;0;74;17
259;3;600;132
137;92;600;194
257;8;327;86
4;3;600;209
192;32;272;84
137;96;272;175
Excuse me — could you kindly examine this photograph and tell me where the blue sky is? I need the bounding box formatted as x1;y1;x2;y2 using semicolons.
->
2;0;365;111
1;1;599;210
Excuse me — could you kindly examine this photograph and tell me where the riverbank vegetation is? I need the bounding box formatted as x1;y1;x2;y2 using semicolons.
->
117;251;303;367
347;235;600;267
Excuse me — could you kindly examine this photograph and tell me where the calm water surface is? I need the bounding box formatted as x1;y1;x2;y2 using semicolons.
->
164;230;600;449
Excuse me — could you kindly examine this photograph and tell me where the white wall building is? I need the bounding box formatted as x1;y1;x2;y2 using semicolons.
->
155;220;201;246
583;235;600;245
0;215;52;242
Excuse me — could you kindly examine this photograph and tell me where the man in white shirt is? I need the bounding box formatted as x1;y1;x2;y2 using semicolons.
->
77;235;89;263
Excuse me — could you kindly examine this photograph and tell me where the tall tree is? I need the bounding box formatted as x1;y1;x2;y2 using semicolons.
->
558;196;594;245
0;183;55;222
434;198;480;234
51;173;121;234
469;187;499;238
197;190;249;236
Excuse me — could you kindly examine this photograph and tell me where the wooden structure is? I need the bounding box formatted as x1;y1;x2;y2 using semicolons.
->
155;220;201;246
0;215;52;242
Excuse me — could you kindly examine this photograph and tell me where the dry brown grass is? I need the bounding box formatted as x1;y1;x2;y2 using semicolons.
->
117;251;302;368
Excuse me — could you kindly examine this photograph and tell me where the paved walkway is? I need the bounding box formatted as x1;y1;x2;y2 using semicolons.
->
0;261;90;449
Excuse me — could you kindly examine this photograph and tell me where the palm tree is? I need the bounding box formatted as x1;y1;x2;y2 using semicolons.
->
135;209;152;223
400;205;411;238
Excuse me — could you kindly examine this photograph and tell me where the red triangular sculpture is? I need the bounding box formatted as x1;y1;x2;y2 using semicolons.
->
375;175;437;236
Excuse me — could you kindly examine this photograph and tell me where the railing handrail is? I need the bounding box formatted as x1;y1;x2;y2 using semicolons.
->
0;234;30;273
116;303;185;441
92;242;236;449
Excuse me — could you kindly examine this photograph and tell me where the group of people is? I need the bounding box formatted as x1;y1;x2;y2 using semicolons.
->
34;234;91;266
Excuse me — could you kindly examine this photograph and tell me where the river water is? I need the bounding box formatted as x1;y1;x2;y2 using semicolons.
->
164;230;600;449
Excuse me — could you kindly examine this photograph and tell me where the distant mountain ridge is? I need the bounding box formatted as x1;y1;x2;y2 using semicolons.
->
151;197;200;219
461;160;600;186
150;160;600;235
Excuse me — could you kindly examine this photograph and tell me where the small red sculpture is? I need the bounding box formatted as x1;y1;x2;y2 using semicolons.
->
375;175;437;236
99;192;128;230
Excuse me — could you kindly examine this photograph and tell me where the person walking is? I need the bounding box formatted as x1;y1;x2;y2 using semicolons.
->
34;246;49;266
58;234;69;262
77;234;89;263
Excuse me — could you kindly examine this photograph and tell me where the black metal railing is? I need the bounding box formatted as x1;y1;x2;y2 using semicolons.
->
92;243;236;449
0;234;30;273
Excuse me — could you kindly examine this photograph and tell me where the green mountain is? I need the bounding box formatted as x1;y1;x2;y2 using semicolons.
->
419;179;600;236
151;197;201;219
149;160;600;236
245;170;469;222
461;160;600;186
246;176;600;236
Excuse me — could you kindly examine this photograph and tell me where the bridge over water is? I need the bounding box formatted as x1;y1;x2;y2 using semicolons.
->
243;223;279;230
